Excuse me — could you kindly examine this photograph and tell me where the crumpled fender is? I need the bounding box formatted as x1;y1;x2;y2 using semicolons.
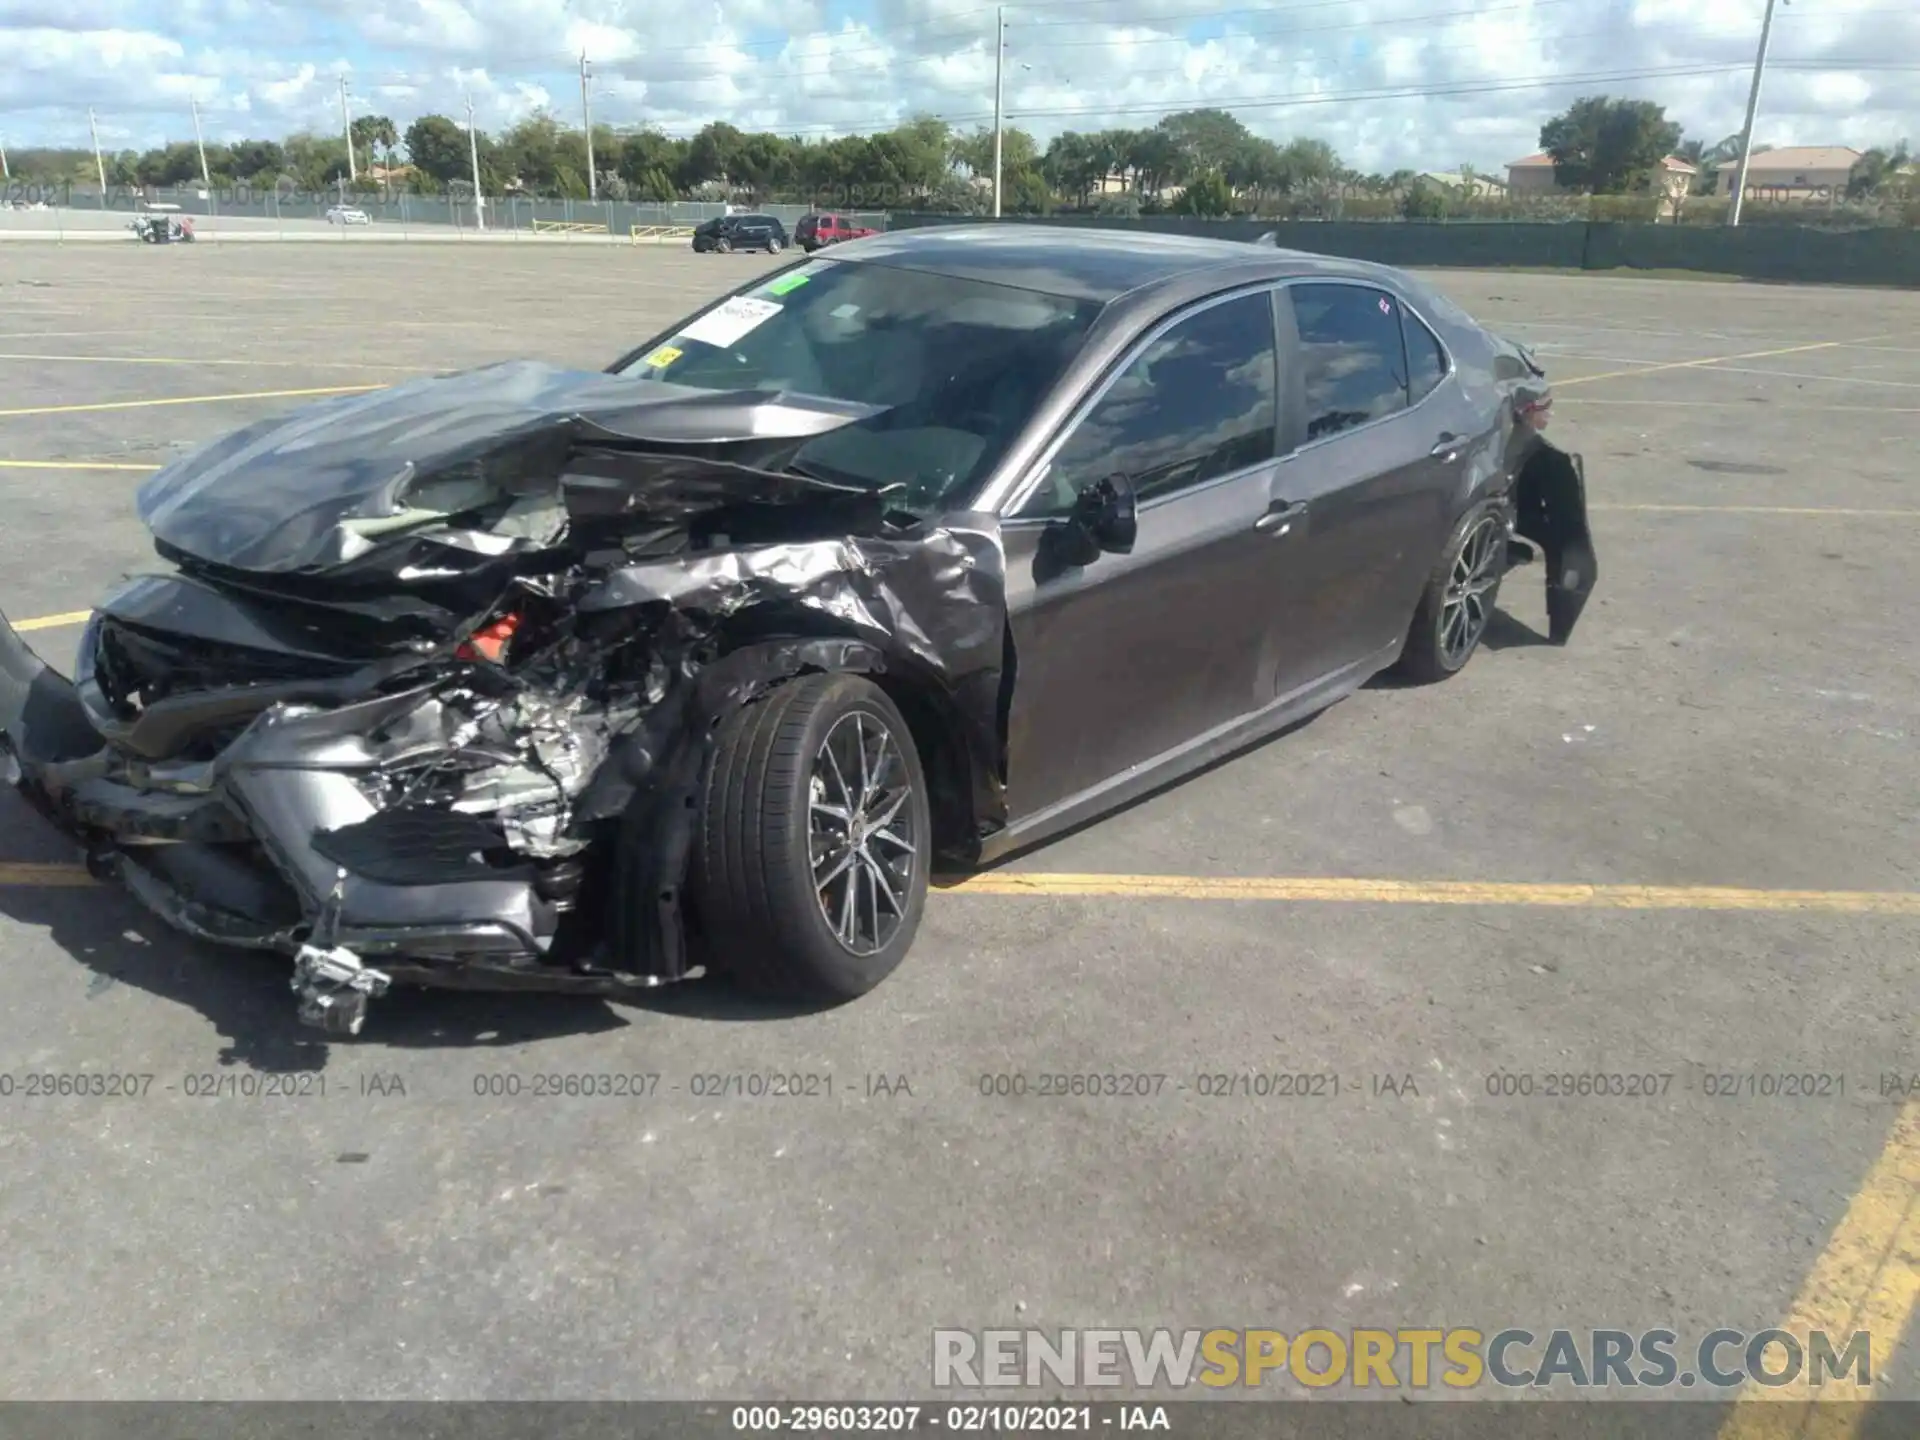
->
0;608;106;798
573;516;1012;981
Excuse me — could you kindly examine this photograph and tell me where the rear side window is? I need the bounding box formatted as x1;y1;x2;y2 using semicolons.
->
1404;311;1449;401
1290;283;1411;440
1020;291;1278;516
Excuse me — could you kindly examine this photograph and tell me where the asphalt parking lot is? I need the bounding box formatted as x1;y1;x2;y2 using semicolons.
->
0;241;1915;1415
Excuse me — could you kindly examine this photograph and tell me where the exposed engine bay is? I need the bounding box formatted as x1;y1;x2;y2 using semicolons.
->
0;360;1010;1033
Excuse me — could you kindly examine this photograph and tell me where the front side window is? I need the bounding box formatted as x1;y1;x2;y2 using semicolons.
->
621;259;1103;516
1290;283;1411;441
1017;291;1278;519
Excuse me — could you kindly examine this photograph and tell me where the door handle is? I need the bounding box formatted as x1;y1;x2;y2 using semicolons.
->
1431;434;1464;462
1254;500;1305;534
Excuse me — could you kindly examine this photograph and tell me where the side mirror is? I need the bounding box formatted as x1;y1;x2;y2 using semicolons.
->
1044;473;1138;569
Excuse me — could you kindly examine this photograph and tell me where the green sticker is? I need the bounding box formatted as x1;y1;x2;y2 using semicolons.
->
764;271;811;296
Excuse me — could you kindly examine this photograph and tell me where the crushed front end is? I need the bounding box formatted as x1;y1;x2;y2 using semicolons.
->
0;361;1009;1034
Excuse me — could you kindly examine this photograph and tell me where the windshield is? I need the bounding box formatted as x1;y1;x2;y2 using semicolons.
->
618;258;1104;514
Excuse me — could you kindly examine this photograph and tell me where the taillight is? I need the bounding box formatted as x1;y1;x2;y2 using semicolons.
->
457;613;521;663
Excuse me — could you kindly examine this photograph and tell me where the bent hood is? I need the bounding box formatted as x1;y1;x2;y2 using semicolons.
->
137;359;882;575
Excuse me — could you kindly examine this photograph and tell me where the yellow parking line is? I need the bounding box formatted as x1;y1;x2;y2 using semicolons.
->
12;610;92;631
0;460;159;472
0;863;96;887
0;384;382;418
941;873;1920;915
1556;334;1895;389
7;865;1920;913
1716;1099;1920;1438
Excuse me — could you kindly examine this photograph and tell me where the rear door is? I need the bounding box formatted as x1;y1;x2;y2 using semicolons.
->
1265;281;1461;694
999;287;1289;819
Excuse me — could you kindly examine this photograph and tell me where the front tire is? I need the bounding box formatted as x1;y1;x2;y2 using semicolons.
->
715;236;732;254
1395;503;1507;683
692;674;931;1000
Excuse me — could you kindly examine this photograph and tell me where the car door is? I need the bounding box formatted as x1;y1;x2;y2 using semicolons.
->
1266;281;1461;694
998;286;1288;820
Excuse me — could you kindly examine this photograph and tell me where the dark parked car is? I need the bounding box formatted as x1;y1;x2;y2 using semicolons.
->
0;227;1593;1034
690;213;788;254
795;212;877;251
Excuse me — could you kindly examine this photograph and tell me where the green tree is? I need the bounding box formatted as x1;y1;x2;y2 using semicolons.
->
1004;166;1052;214
950;125;1037;180
1156;109;1251;181
403;115;475;186
1042;131;1104;206
1400;179;1449;219
351;114;400;181
1849;142;1914;199
1538;95;1683;194
280;132;350;190
1173;169;1234;216
680;121;747;188
227;139;286;182
618;129;687;191
1124;128;1183;197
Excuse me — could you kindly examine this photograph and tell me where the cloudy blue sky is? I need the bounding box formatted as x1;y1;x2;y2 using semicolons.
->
1;0;1914;172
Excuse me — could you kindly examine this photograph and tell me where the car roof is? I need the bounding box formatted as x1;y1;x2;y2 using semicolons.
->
823;223;1403;304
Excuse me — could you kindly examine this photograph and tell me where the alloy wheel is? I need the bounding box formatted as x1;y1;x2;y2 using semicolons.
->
808;711;917;956
1440;514;1504;665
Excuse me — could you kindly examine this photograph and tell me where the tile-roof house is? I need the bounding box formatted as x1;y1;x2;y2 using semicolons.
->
1716;146;1862;203
1506;152;1698;213
1504;152;1560;195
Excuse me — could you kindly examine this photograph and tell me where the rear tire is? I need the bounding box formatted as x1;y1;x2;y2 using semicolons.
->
691;674;931;1001
766;236;783;254
1395;502;1507;683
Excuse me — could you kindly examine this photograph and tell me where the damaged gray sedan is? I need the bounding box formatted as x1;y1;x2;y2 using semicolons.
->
0;226;1596;1033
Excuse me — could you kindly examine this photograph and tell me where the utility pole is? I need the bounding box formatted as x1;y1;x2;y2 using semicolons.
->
0;137;9;181
991;6;1005;218
339;76;357;183
580;51;597;201
466;92;486;232
1727;0;1783;227
189;98;211;186
88;107;107;207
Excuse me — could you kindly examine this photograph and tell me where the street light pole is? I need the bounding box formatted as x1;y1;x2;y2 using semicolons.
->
339;76;357;184
580;52;597;202
88;107;107;207
992;6;1005;218
190;98;211;187
466;92;486;232
1727;0;1783;227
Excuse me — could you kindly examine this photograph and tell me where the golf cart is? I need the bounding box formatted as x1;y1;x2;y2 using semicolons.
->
130;205;195;243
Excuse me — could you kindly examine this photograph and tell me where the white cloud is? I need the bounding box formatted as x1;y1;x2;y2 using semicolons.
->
0;0;1912;172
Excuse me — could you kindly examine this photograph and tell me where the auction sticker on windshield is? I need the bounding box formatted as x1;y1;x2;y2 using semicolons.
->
679;295;783;349
640;345;682;369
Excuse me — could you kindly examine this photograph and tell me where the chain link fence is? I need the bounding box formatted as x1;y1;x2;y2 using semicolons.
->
1;182;888;240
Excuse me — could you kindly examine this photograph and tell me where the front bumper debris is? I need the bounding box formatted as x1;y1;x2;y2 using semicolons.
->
292;943;392;1036
0;605;686;1034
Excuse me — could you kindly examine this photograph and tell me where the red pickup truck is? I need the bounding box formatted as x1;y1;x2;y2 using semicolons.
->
795;213;877;251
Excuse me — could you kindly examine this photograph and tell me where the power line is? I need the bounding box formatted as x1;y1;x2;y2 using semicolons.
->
625;59;1783;139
